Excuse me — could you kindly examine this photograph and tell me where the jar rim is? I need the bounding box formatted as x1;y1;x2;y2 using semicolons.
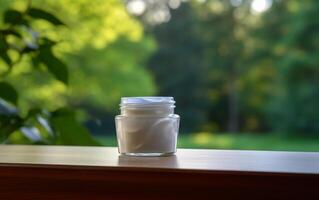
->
120;96;175;107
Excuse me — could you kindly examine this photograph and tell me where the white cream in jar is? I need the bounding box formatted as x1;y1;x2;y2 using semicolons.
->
115;97;180;156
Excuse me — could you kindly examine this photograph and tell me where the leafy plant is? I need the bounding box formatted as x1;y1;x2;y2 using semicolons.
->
0;2;99;145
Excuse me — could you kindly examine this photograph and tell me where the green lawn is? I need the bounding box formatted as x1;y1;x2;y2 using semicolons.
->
95;132;319;152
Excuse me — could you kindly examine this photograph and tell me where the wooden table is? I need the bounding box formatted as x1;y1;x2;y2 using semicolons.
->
0;145;318;199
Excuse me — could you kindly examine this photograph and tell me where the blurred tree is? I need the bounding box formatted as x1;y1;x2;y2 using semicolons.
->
144;0;294;134
195;1;246;132
79;0;319;136
255;0;319;135
147;3;209;132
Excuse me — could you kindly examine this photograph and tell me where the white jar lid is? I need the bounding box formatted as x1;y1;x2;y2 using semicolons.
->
120;97;175;106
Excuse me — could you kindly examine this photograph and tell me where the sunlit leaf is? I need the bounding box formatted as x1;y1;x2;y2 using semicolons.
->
27;8;65;26
0;82;18;105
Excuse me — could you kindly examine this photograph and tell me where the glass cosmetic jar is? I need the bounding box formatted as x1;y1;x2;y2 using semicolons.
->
115;97;180;156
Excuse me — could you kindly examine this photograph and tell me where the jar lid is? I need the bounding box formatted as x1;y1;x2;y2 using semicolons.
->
120;97;175;106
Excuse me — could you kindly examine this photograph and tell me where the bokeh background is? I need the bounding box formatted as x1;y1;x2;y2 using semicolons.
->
1;0;319;151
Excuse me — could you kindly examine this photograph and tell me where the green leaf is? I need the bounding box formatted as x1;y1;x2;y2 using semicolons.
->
41;37;57;46
0;29;22;38
0;114;24;143
51;107;74;117
38;47;69;84
27;8;65;26
51;108;100;146
4;9;23;25
21;46;37;54
0;82;18;105
0;35;12;66
0;51;11;66
31;55;41;69
26;108;43;118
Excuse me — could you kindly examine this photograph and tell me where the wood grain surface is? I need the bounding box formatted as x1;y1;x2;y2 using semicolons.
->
0;145;318;199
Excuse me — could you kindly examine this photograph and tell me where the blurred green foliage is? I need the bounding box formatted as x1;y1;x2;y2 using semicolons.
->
148;4;208;131
148;0;319;136
0;0;155;113
255;0;319;135
0;0;155;144
1;0;319;148
0;1;100;145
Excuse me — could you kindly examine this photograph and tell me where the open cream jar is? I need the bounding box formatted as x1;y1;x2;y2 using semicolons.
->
115;97;180;156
